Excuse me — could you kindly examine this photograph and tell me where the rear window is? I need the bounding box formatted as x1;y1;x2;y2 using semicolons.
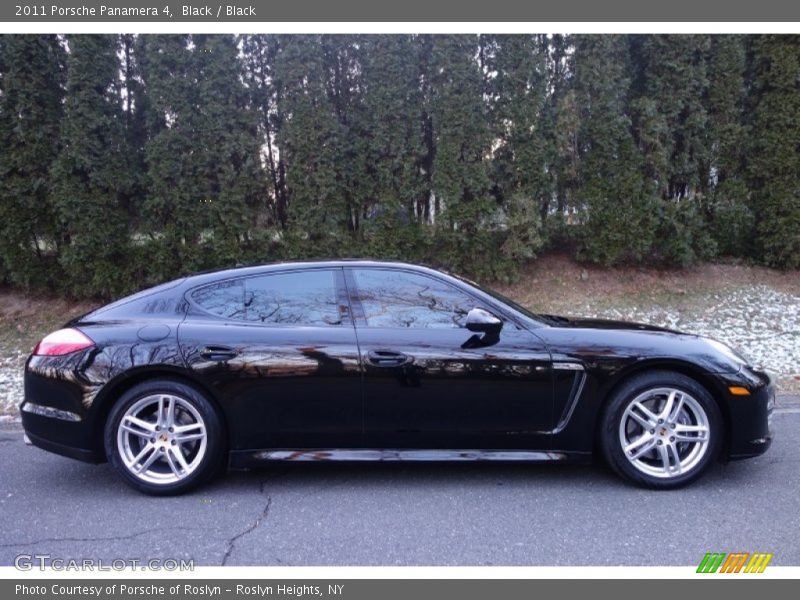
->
79;278;187;320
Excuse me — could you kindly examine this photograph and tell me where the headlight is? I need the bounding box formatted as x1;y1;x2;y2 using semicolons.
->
703;337;750;367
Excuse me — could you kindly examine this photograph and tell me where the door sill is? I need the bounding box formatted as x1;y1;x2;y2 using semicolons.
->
241;448;568;463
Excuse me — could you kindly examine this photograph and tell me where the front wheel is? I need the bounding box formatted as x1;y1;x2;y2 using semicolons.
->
600;371;722;489
104;379;225;495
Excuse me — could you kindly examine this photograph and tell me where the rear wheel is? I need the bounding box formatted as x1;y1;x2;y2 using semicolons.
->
600;371;722;489
104;380;224;495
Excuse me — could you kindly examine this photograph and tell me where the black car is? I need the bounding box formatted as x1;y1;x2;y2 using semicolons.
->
21;260;774;494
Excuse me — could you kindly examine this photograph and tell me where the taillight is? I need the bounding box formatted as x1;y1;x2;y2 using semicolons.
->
33;328;95;356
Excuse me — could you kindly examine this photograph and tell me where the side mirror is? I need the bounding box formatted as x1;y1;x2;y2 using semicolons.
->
465;308;502;334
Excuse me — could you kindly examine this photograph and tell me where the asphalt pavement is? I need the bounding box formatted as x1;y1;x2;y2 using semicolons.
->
1;397;798;567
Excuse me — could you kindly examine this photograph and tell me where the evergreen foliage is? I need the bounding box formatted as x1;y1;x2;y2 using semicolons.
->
50;35;131;297
747;35;800;268
0;35;65;288
573;35;656;265
357;35;428;259
706;35;752;257
0;34;797;298
630;35;716;265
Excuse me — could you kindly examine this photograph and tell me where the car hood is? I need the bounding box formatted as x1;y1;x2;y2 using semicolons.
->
540;315;682;335
535;315;745;374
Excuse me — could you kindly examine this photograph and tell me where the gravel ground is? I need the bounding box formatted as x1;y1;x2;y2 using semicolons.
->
0;349;26;417
1;283;797;415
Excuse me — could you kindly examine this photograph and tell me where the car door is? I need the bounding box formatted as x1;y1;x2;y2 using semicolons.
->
346;267;554;450
178;267;363;450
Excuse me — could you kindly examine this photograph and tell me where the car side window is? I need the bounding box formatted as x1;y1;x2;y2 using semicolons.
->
351;269;475;329
191;279;245;320
191;270;342;326
244;271;341;325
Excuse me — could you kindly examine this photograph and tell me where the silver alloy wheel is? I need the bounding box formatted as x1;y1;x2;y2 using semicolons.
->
619;387;710;479
116;394;208;485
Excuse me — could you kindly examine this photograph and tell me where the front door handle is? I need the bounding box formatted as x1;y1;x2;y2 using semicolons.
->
199;345;239;361
366;350;411;367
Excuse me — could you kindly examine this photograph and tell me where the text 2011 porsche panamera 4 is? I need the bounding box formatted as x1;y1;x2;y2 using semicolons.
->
21;261;774;494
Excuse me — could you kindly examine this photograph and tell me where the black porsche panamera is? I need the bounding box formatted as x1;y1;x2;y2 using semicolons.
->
21;260;774;494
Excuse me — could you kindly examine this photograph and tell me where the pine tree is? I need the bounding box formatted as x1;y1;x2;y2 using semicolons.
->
707;35;752;256
139;34;209;278
320;35;371;241
50;35;131;297
485;35;550;213
426;35;498;277
119;34;150;234
632;35;711;199
241;34;288;228
547;34;579;221
482;35;547;264
273;35;347;248
356;35;428;258
193;34;265;265
0;35;65;288
140;35;266;277
747;35;800;268
630;35;715;265
573;35;656;266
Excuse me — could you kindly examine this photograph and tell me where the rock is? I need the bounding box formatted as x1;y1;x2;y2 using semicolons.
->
580;269;589;282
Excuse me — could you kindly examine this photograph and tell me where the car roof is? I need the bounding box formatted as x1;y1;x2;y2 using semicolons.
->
182;259;458;286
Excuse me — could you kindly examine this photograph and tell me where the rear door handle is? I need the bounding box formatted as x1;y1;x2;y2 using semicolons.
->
366;350;411;367
199;345;239;361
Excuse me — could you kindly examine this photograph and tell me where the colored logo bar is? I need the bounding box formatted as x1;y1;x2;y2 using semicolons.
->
697;552;773;573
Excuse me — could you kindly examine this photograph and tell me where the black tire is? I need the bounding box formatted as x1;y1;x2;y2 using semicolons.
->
104;379;225;495
600;370;723;489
